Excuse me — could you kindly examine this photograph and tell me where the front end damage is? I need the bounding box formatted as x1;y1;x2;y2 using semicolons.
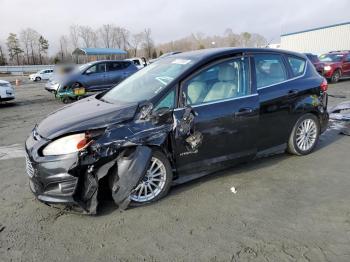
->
25;104;200;215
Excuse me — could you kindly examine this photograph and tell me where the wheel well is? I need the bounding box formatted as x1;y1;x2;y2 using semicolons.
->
72;82;83;87
334;68;342;75
307;111;322;131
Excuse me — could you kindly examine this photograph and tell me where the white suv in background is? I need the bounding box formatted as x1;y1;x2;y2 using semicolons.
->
0;80;15;102
29;69;54;81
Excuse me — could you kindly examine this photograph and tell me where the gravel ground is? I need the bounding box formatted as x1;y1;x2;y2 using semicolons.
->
0;76;350;261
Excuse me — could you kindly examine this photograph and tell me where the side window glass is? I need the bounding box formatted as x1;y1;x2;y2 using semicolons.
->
287;56;306;77
97;63;106;73
346;54;350;62
182;57;250;106
108;62;122;71
133;60;141;66
254;54;288;89
155;89;175;110
86;65;97;74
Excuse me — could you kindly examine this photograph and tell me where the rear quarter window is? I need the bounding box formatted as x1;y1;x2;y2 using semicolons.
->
254;54;288;89
287;56;306;77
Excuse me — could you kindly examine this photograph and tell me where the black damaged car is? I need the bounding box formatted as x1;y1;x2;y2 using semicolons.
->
25;48;329;214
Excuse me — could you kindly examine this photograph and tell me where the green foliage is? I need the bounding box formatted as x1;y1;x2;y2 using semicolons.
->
159;50;163;56
198;44;205;49
53;57;60;64
6;33;23;65
39;36;49;53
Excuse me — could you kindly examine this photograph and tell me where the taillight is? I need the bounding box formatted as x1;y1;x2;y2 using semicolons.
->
320;78;328;92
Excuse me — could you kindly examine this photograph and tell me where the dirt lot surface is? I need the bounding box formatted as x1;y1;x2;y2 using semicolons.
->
0;76;350;261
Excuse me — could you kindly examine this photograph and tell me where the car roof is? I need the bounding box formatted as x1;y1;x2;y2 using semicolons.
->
90;60;130;64
170;47;306;62
327;51;349;55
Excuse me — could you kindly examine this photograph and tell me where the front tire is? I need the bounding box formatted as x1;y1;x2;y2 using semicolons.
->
330;70;341;83
130;150;173;206
287;113;320;156
35;77;41;81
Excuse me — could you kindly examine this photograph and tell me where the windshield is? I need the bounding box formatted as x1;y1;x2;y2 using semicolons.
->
319;54;344;62
102;57;196;103
77;63;93;73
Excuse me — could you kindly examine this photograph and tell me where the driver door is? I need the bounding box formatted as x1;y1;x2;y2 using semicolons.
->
173;56;259;176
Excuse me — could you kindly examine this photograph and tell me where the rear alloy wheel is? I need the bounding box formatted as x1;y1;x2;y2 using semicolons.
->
330;70;341;83
130;151;172;205
35;77;41;81
287;113;320;156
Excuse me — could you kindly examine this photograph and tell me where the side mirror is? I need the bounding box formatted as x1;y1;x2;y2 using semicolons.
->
151;107;173;124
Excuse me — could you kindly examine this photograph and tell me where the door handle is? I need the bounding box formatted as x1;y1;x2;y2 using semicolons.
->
288;89;299;96
234;108;254;118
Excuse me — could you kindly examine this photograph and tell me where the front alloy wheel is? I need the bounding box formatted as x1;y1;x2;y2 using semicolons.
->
130;151;172;205
287;113;320;155
331;70;341;83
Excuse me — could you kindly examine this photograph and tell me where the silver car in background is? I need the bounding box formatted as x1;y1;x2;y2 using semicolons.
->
0;80;15;102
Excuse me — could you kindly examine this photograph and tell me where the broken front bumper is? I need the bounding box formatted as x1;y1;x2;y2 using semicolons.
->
25;151;80;205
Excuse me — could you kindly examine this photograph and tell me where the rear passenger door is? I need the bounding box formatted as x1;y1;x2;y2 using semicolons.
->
253;53;306;151
106;61;125;87
173;56;259;176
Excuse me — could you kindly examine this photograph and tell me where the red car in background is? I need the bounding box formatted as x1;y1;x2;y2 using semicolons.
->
319;51;350;83
304;53;324;75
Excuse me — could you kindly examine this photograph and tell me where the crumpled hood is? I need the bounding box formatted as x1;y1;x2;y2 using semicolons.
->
37;95;138;139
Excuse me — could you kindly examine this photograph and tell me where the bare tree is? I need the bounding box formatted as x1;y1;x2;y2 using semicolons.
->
142;28;154;59
119;27;130;50
250;33;267;47
99;24;113;48
91;30;99;48
241;32;252;47
59;35;69;61
19;28;39;64
20;29;31;64
69;24;80;50
79;25;94;48
130;32;143;57
0;44;7;65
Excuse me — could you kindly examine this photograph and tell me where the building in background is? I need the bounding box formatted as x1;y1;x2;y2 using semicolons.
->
280;22;350;54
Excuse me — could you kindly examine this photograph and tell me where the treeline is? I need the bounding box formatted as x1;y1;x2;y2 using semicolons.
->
158;29;267;53
0;24;267;66
1;29;49;66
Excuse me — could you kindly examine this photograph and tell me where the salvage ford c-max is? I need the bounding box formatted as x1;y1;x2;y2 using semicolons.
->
25;48;329;214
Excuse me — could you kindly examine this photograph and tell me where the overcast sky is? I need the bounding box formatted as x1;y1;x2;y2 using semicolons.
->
0;0;349;54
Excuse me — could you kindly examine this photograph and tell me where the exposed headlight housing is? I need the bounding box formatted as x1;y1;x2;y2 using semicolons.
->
42;133;91;156
324;65;331;71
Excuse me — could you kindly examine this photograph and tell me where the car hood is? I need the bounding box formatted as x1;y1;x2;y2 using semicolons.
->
0;80;10;84
36;95;139;139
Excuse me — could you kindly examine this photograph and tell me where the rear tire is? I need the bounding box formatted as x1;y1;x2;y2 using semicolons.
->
129;150;173;206
287;113;320;156
330;70;341;83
